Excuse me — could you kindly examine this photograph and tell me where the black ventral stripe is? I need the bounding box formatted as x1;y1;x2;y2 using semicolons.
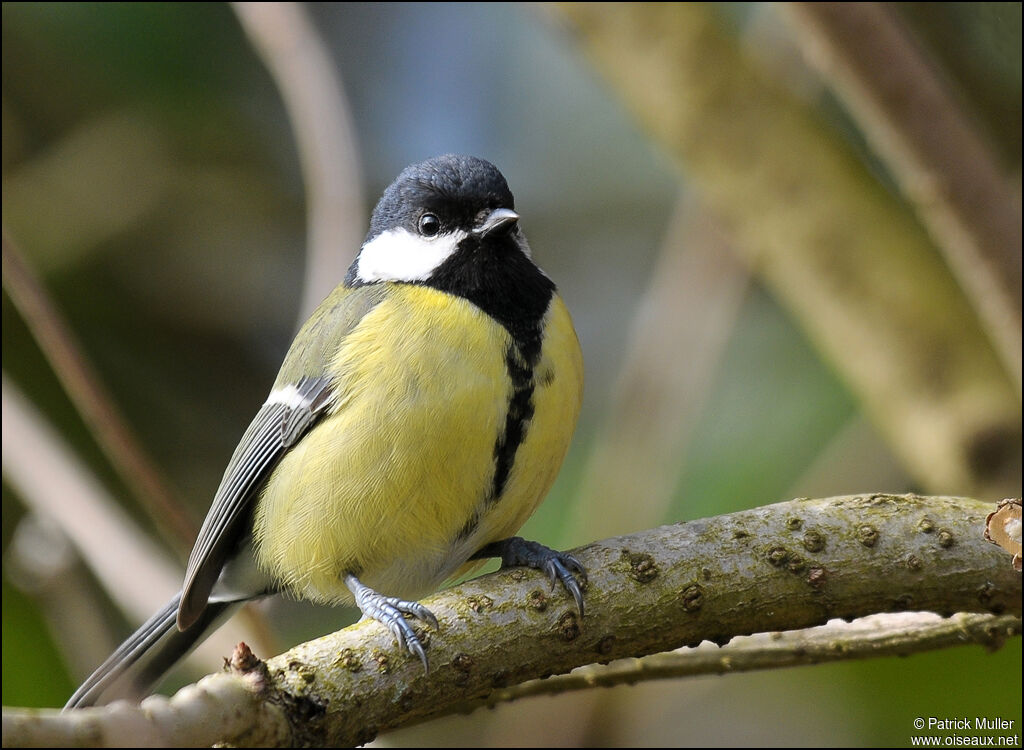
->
452;339;541;543
490;346;536;502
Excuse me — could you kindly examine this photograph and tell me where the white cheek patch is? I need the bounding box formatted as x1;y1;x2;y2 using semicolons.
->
355;227;467;283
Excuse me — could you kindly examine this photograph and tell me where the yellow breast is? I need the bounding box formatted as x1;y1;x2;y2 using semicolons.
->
252;283;583;604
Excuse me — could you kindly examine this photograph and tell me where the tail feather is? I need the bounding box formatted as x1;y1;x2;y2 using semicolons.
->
64;592;237;709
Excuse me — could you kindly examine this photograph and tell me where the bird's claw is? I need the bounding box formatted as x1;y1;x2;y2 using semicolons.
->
542;552;587;617
493;537;587;618
345;574;438;671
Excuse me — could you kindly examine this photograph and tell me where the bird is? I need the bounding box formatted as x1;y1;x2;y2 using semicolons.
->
65;154;585;708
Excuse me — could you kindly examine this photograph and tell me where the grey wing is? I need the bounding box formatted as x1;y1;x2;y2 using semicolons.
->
177;375;333;629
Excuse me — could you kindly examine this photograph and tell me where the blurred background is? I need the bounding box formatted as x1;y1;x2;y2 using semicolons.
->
2;2;1020;746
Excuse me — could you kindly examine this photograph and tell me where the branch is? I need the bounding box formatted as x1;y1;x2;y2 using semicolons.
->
231;2;366;323
4;494;1019;748
456;611;1021;709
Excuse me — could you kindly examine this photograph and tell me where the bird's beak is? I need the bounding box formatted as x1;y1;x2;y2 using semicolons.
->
475;208;519;237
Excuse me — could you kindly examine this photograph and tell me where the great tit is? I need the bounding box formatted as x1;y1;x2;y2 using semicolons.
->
65;154;585;708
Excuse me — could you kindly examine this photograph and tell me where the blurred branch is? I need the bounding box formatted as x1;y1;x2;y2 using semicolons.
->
0;376;264;683
570;194;749;541
6;512;129;682
1;230;195;547
782;2;1023;393
0;112;170;273
10;493;1020;747
1;374;178;618
550;3;1021;499
231;2;365;323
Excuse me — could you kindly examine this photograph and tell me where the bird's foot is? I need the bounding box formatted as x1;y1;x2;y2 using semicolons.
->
475;537;587;617
344;574;438;671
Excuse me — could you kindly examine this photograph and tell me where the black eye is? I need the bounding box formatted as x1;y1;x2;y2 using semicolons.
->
418;213;441;237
